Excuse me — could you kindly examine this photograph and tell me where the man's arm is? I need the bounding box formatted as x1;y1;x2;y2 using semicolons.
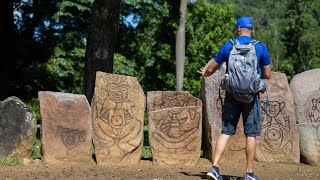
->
198;59;220;77
261;64;271;79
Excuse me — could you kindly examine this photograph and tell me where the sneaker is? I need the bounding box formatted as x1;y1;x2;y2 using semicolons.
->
244;172;260;180
206;166;223;180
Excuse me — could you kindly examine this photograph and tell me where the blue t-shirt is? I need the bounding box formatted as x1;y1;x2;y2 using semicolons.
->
215;36;271;69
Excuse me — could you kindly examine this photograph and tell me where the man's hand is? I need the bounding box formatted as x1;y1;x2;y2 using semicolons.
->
198;60;220;77
198;67;207;76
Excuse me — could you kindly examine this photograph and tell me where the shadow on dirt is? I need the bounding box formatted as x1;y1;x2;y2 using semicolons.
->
180;172;242;179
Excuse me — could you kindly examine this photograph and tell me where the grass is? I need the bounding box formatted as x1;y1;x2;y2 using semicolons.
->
0;156;22;166
32;139;41;159
142;146;152;159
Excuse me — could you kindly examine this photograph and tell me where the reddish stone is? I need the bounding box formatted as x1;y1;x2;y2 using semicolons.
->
257;72;299;163
39;91;93;164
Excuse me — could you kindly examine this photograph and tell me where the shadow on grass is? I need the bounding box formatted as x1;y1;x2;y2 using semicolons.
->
180;172;242;180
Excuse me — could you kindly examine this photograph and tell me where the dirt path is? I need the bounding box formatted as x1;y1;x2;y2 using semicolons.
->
0;158;319;180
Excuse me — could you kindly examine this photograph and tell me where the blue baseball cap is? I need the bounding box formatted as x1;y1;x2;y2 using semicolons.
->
235;16;254;30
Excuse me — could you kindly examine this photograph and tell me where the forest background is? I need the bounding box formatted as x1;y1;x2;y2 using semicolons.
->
0;0;320;160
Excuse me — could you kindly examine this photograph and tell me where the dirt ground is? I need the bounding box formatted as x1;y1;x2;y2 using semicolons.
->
1;156;320;180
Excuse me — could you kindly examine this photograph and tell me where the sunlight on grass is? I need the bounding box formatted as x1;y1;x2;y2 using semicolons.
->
142;146;152;159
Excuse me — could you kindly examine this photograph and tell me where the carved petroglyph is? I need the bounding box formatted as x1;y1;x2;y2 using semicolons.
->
57;126;85;151
306;97;320;151
308;98;320;123
147;91;202;165
260;101;293;159
92;73;144;164
148;91;201;112
149;107;201;165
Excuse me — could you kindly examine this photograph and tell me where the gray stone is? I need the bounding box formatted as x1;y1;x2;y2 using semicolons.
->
91;72;145;165
257;72;299;163
298;123;320;166
0;96;37;160
290;68;320;124
200;62;246;162
290;69;320;165
38;91;93;164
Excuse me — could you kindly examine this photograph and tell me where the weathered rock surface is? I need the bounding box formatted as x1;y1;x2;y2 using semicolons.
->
91;72;145;165
257;72;299;163
290;69;320;165
297;123;320;166
147;91;202;165
39;91;92;164
290;68;320;124
0;97;37;160
200;62;246;162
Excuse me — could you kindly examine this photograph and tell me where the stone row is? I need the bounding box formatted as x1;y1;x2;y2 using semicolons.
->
1;69;319;166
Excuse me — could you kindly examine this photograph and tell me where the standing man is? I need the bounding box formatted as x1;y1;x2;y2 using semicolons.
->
199;16;271;180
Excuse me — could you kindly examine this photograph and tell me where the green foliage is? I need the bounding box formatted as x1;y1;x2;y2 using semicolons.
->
47;42;85;94
32;139;42;159
119;0;176;93
53;0;94;20
0;157;22;166
25;98;41;123
184;1;235;95
118;0;235;96
141;146;152;159
113;53;137;76
281;0;320;79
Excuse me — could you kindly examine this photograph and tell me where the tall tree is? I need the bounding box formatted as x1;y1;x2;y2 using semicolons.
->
0;0;14;100
83;0;122;103
176;0;187;91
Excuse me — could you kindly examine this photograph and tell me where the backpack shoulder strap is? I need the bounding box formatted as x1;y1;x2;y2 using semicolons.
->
230;38;240;46
250;39;261;74
250;39;260;46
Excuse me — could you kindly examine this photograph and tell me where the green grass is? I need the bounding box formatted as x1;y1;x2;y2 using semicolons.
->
142;146;152;159
0;156;22;166
32;139;41;159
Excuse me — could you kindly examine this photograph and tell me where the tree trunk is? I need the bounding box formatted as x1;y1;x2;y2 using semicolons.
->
0;0;14;100
83;0;122;103
176;0;187;91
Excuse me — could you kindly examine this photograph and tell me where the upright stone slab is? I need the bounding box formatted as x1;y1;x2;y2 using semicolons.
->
39;91;92;164
290;68;320;165
147;91;202;165
92;72;145;165
257;72;299;163
0;97;37;160
200;61;246;162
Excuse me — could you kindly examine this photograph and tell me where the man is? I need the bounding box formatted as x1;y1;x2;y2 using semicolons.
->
198;16;271;180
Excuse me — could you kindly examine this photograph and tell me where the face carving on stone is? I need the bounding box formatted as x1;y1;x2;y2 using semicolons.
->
57;126;85;150
312;98;320;113
262;101;285;118
107;83;129;103
163;92;187;108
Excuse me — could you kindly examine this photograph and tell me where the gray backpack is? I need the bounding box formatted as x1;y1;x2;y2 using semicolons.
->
220;38;266;103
